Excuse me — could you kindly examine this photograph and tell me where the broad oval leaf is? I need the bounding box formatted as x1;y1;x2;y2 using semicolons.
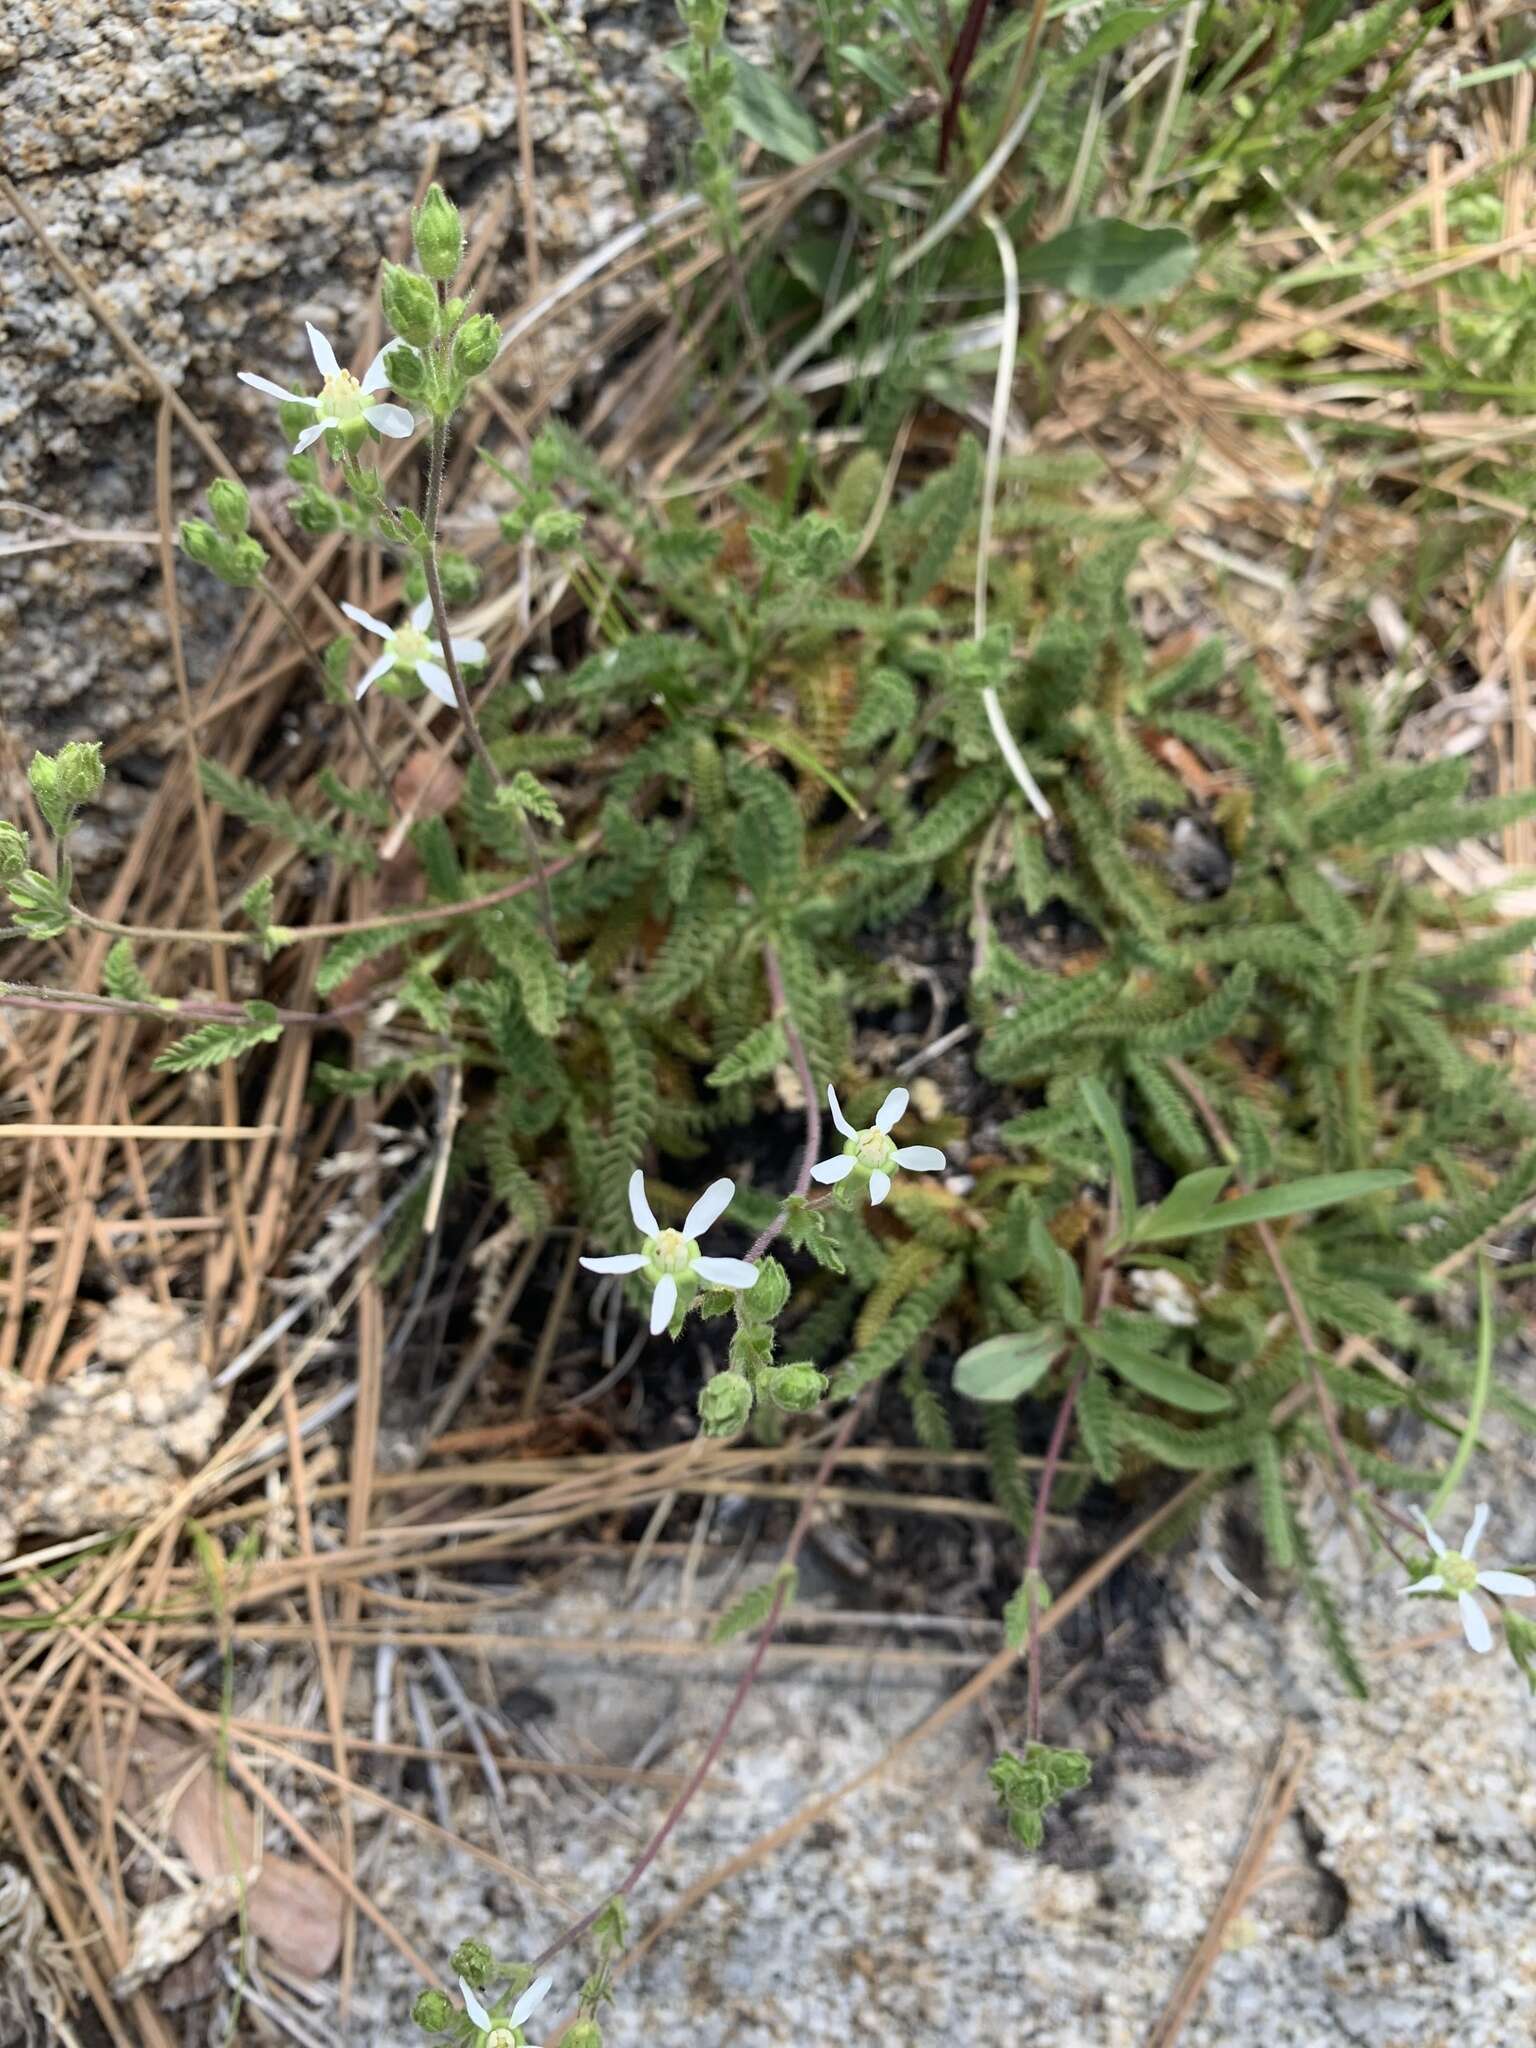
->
1083;1327;1234;1413
1016;220;1198;307
1131;1165;1232;1244
725;50;823;164
954;1328;1063;1403
1176;1168;1411;1236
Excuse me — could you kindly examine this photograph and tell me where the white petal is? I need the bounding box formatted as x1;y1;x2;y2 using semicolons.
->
1413;1508;1446;1558
650;1274;677;1336
628;1170;659;1236
894;1145;947;1172
412;595;435;632
353;651;396;700
875;1086;909;1134
292;419;332;455
1459;1591;1493;1654
450;637;487;665
693;1256;759;1289
239;371;314;405
459;1980;492;2031
809;1154;855;1184
1463;1503;1490;1560
684;1177;735;1238
868;1169;892;1205
416;658;457;706
1402;1574;1445;1596
305;321;340;380
365;401;416;438
580;1253;647;1274
511;1977;553;2026
339;601;393;641
827;1084;854;1138
361;346;393;394
1476;1571;1536;1599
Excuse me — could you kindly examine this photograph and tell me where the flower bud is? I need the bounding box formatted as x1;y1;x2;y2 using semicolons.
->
451;313;502;380
27;752;61;825
698;1370;753;1437
762;1363;827;1414
738;1257;789;1323
412;184;464;279
439;550;482;605
291;483;341;535
450;1938;493;1989
382;261;441;347
529;429;563;488
179;518;221;569
411;1988;456;2033
222;536;270;589
566;2025;604;2048
0;820;30;882
207;477;250;539
56;741;104;806
384;342;430;398
531;507;584;550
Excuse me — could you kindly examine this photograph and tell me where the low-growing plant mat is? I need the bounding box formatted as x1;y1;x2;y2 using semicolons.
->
5;3;1536;2043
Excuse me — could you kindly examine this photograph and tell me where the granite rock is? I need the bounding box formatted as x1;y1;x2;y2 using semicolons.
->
336;1392;1536;2047
0;0;776;752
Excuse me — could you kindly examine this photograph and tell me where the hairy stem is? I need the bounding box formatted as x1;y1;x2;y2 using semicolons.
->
0;977;364;1030
744;944;825;1263
258;578;399;814
531;1384;877;1981
1024;1364;1085;1746
422;398;558;950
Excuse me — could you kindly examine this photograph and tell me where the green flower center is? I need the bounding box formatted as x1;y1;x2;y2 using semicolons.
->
1437;1550;1478;1594
644;1229;698;1278
390;623;432;667
848;1128;897;1172
484;2028;520;2048
319;368;367;424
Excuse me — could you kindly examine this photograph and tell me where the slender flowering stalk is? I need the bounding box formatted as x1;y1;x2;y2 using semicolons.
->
1403;1503;1535;1654
239;322;414;452
809;1084;947;1204
580;1171;758;1334
341;596;486;707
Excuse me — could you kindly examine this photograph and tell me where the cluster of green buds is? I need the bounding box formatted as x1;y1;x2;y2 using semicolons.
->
698;1255;828;1438
25;741;103;839
3;743;105;939
413;1941;554;2045
988;1743;1092;1850
381;185;504;424
496;429;585;551
179;479;269;589
676;0;737;232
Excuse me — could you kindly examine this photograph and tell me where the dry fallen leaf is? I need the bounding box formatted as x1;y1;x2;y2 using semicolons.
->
127;1725;342;1981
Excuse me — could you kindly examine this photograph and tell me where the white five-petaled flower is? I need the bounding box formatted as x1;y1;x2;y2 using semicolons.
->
580;1171;758;1335
238;321;415;454
1404;1503;1535;1654
460;1972;552;2047
809;1085;947;1206
340;595;486;708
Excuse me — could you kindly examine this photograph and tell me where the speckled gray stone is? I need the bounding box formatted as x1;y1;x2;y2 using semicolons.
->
332;1367;1536;2048
0;0;776;751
